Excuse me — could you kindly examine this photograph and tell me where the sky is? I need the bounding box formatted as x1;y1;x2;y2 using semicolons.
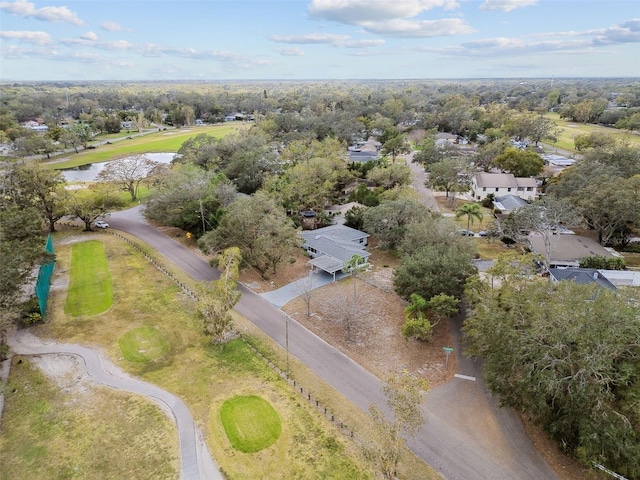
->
0;0;639;81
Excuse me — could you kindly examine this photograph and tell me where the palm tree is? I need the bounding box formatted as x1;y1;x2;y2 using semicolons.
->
455;202;484;230
404;293;428;321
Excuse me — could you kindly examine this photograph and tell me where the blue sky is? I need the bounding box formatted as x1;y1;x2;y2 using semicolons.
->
1;0;639;81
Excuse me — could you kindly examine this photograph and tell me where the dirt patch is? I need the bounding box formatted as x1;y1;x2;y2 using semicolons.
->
29;354;94;403
239;249;311;292
284;279;455;386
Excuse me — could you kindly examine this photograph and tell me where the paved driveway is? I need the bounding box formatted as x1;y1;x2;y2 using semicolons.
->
260;270;346;307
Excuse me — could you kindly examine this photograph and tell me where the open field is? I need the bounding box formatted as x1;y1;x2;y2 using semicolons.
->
543;112;640;152
0;354;179;480
44;123;248;169
4;231;389;480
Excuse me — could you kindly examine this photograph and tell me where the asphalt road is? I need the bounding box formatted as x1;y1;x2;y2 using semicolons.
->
8;330;222;480
108;206;558;480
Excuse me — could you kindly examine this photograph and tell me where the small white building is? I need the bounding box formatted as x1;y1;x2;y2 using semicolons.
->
471;172;538;202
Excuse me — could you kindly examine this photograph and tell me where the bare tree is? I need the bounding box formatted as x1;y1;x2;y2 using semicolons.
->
365;371;429;479
294;274;315;317
134;112;146;132
499;196;581;269
96;154;159;201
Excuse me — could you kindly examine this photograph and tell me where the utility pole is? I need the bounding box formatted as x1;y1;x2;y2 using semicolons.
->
285;312;289;375
199;198;205;233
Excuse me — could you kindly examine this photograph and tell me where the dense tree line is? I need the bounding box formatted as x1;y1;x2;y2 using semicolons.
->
1;78;638;155
464;278;640;478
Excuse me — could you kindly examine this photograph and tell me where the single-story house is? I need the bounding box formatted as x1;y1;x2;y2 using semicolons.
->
471;172;538;202
548;268;617;291
528;234;617;268
24;120;48;132
435;132;459;145
348;138;381;163
493;194;530;213
542;154;576;167
299;225;370;280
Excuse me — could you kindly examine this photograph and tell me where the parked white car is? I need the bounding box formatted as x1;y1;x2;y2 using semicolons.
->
95;220;109;229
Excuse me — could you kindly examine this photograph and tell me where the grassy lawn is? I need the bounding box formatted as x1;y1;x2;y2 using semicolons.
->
0;355;179;480
543;112;640;152
64;240;112;317
220;395;282;453
46;123;248;170
28;232;383;479
621;251;640;269
118;325;170;362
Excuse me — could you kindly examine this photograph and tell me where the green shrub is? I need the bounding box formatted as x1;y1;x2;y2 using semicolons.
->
401;318;433;341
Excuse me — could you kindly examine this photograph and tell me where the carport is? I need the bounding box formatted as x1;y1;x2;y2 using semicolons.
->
308;255;347;281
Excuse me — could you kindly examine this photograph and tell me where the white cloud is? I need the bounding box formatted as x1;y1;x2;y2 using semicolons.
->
307;0;470;38
478;0;538;12
134;44;269;68
442;36;593;57
592;18;640;45
0;0;83;25
0;30;52;45
342;39;386;47
363;18;474;37
276;47;305;56
270;33;351;45
100;20;125;32
80;31;98;41
270;32;386;48
60;35;133;50
308;0;459;24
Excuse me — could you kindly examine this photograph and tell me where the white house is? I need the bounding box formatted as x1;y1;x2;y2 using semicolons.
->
299;225;370;280
471;172;538;202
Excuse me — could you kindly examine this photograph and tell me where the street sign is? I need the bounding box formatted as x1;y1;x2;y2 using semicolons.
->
443;347;453;368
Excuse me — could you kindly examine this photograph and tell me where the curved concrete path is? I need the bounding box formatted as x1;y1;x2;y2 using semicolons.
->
7;330;223;480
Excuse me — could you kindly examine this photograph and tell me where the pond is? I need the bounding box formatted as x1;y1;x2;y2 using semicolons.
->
61;152;176;182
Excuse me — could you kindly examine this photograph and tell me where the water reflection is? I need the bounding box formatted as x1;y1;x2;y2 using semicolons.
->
61;152;176;182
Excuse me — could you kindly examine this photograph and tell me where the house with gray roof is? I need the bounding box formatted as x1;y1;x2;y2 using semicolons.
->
528;234;616;268
493;194;530;213
548;268;617;291
471;172;538;202
299;225;370;280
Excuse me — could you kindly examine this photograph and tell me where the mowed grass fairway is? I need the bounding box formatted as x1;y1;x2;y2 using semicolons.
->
26;232;380;480
544;112;640;152
0;355;179;480
64;240;112;317
47;123;248;169
220;395;281;453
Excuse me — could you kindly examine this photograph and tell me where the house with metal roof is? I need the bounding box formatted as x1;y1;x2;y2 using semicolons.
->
299;225;370;280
